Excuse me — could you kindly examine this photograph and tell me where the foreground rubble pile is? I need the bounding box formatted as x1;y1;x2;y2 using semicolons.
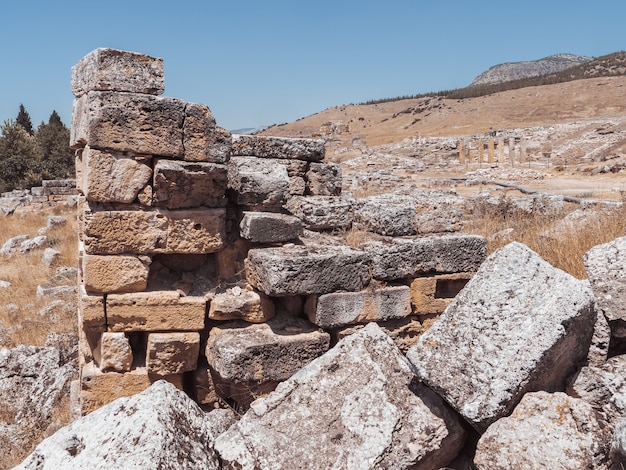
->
18;236;626;468
14;48;626;468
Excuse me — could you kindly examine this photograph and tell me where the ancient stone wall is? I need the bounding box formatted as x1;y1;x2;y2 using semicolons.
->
72;48;487;414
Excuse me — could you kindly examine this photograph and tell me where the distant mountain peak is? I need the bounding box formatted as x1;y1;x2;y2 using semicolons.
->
470;53;593;86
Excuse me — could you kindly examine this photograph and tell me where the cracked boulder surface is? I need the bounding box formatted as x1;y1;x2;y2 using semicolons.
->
15;381;235;470
215;323;466;469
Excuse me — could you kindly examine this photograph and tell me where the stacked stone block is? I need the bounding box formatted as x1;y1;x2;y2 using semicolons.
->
72;48;487;414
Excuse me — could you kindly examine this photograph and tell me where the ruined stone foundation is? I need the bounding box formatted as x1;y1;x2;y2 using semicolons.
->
71;48;487;414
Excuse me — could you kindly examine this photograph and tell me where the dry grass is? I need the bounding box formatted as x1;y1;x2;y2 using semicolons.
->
465;200;626;279
0;205;78;346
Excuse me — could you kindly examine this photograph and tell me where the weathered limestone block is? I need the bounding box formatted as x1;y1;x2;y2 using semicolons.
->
354;194;417;236
305;285;411;328
585;236;626;335
106;291;206;332
208;287;275;323
413;191;466;234
70;91;185;156
79;363;152;414
99;332;133;372
20;235;47;253
415;204;464;234
147;332;200;376
306;162;342;196
239;211;302;243
474;392;610;470
82;147;152;203
275;159;308;195
231;134;325;161
78;285;105;332
214;323;466;470
363;234;486;281
227;156;289;209
71;48;164;97
183;102;231;163
82;254;150;294
245;244;370;296
410;272;473;315
569;354;626;427
152;159;227;209
18;381;230;470
83;206;226;255
406;242;597;432
284;195;354;230
206;315;329;384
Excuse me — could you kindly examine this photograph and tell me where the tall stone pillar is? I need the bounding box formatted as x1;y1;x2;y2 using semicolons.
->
488;138;495;163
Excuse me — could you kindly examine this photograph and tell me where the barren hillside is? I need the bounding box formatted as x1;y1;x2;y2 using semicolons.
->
260;76;626;147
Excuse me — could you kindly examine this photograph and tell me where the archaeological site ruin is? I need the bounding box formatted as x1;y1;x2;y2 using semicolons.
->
11;47;624;468
70;48;487;415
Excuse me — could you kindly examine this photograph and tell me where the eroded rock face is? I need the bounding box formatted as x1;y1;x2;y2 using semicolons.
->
354;194;417;236
245;244;370;296
16;381;235;470
70;48;164;97
215;323;466;470
284;195;354;231
585;236;626;335
227;156;290;210
152;159;228;209
474;392;610;470
362;234;486;281
206;315;330;384
231;134;325;161
239;212;303;243
0;345;77;466
406;242;596;432
569;354;626;427
82;147;152;204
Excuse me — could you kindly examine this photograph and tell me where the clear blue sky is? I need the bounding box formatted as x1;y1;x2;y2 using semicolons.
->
0;0;623;131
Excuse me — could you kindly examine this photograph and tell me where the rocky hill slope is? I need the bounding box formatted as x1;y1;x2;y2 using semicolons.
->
470;53;592;86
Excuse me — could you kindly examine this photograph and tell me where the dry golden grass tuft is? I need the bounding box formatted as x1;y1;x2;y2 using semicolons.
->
465;200;626;279
0;205;78;346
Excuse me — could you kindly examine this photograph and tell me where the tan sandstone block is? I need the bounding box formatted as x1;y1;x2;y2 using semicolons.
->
80;363;152;415
79;364;183;415
83;146;152;204
78;285;106;331
71;48;164;97
152;159;227;209
82;254;150;294
183;102;231;163
83;206;226;255
410;272;473;315
146;332;200;376
208;286;275;323
106;291;206;332
99;332;133;372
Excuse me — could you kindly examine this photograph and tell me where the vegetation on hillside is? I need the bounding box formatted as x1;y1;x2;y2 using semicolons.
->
360;51;626;105
0;105;74;193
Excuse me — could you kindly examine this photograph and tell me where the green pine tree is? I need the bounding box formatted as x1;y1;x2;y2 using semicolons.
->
35;110;74;179
15;104;34;135
0;120;42;192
